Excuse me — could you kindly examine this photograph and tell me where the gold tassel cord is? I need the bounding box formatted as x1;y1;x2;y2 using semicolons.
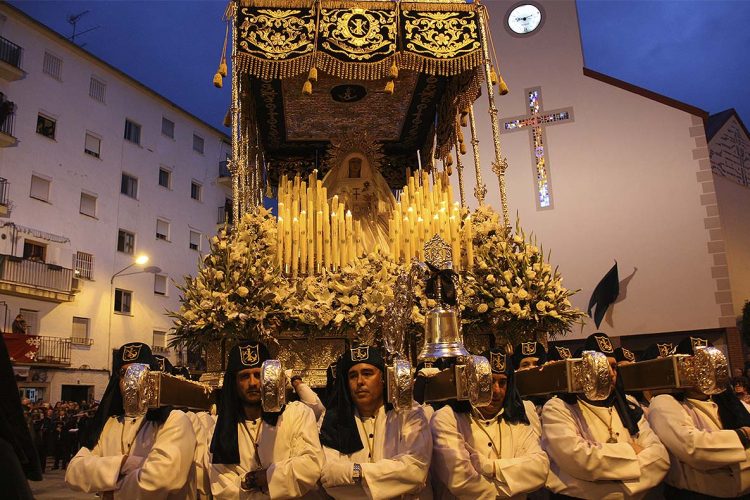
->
498;75;509;96
383;79;395;95
213;72;223;88
302;80;313;96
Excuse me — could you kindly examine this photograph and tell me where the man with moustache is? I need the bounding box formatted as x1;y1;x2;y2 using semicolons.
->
648;336;750;498
542;332;669;499
208;341;324;499
430;348;549;499
65;342;196;499
320;345;432;499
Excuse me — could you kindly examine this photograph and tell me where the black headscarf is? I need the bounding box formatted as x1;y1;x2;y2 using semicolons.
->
81;342;169;449
153;354;174;373
320;345;389;455
674;336;750;430
546;342;573;362
0;334;42;483
478;348;529;425
638;342;674;361
323;358;341;409
613;347;636;364
579;333;643;436
511;341;547;370
210;341;281;465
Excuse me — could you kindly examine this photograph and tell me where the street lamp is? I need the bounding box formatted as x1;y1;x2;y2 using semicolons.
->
106;255;162;374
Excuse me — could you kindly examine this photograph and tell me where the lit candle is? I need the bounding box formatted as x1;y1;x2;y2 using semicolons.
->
331;212;339;271
316;210;323;273
292;216;299;277
277;215;284;269
345;210;353;264
464;215;473;271
403;216;411;262
307;199;314;273
323;202;331;270
450;215;461;271
338;205;346;266
299;210;307;275
284;211;292;273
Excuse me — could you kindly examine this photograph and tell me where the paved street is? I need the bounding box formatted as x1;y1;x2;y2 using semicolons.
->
30;468;92;500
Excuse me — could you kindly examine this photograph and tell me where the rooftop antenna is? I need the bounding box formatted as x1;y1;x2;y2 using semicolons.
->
67;10;100;46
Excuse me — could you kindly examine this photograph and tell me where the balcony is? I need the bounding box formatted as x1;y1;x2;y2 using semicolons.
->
0;254;77;302
0;36;24;82
0;177;9;217
217;205;233;226
0;97;16;147
4;334;71;367
218;160;231;187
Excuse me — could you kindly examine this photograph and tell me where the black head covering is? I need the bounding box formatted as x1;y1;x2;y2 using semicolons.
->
639;342;674;361
547;343;573;362
323;358;340;409
613;347;636;364
580;333;643;436
172;365;191;378
511;341;547;370
320;345;388;454
210;341;280;464
82;342;168;449
673;336;750;430
478;349;529;425
153;354;174;373
0;334;42;482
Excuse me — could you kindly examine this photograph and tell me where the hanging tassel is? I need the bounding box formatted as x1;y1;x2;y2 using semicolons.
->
213;71;223;88
460;142;467;155
460;108;469;127
308;66;318;83
447;165;453;176
446;153;454;167
490;65;498;86
384;79;395;95
219;59;228;77
457;129;464;143
302;80;313;96
389;61;399;80
223;108;231;128
498;75;509;95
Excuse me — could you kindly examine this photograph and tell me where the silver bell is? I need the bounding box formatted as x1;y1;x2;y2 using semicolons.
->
418;306;469;361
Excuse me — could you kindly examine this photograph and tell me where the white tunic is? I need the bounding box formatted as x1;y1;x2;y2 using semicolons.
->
430;401;549;499
65;410;196;499
295;382;326;422
187;411;212;499
207;401;324;499
542;396;669;499
322;404;432;500
647;394;750;497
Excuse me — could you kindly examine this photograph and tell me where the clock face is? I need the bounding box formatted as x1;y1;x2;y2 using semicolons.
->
507;4;543;35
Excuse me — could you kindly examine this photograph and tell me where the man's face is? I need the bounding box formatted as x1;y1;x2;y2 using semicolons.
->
236;368;262;406
348;363;384;411
518;357;539;370
483;373;508;415
735;384;747;397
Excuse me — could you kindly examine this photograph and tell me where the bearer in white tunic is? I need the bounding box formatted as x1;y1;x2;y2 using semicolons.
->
542;333;669;499
320;345;432;500
65;342;196;499
647;336;750;498
208;341;324;499
431;350;549;499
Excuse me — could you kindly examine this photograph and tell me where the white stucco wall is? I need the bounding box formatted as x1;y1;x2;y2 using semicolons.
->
0;5;231;401
459;0;723;339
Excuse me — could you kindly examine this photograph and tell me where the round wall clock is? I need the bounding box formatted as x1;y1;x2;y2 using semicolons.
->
507;4;543;35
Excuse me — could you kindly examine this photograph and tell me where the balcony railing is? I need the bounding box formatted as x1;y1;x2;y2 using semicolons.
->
0;177;8;207
217;205;233;225
219;161;231;178
4;334;71;366
0;36;22;69
0;107;14;137
0;254;74;293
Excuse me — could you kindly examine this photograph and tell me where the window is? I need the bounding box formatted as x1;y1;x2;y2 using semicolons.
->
153;330;167;351
36;114;56;139
192;134;204;154
117;229;135;255
23;241;45;262
84;133;101;158
121;173;138;198
158;167;171;189
74;251;94;280
154;274;168;296
156;218;170;241
19;309;38;335
124;119;141;145
71;317;90;343
114;289;132;314
79;192;97;218
189;230;201;251
30;174;50;202
89;77;106;103
42;52;62;80
161;117;174;139
190;181;201;201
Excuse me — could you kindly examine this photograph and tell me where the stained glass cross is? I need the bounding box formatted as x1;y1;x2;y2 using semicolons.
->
501;87;574;209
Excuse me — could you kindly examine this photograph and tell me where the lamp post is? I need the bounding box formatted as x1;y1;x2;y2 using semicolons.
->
106;255;162;374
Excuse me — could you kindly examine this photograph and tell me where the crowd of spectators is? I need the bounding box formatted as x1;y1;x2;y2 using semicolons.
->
19;398;99;472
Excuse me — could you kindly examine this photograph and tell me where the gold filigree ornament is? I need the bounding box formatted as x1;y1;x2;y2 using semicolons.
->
239;8;316;61
403;11;480;59
320;8;396;60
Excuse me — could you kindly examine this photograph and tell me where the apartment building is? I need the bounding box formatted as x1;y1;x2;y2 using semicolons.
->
0;3;232;402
